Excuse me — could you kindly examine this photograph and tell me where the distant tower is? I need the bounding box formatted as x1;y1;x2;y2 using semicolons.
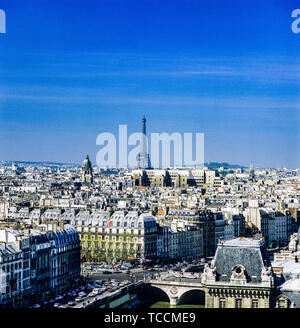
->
81;154;93;184
249;163;255;181
138;116;151;169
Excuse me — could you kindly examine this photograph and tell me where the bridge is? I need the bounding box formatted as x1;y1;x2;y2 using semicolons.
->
74;281;144;308
148;272;206;306
78;269;208;307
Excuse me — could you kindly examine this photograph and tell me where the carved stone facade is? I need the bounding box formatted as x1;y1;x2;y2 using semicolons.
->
206;286;272;308
202;237;275;308
150;237;277;308
275;295;291;308
288;234;298;252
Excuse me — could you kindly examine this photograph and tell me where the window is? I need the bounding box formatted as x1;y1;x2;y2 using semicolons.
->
235;298;242;308
252;300;259;308
219;298;226;308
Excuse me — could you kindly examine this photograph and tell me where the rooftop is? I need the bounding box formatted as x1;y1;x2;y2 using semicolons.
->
218;237;265;248
281;278;300;292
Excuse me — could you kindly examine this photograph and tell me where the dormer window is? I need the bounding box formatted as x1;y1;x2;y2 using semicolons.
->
235;266;242;274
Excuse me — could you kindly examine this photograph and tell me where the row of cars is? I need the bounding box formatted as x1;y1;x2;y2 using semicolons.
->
53;279;131;308
84;263;134;271
30;281;96;308
102;269;131;274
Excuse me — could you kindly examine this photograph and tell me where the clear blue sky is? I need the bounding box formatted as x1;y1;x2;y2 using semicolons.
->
0;0;299;168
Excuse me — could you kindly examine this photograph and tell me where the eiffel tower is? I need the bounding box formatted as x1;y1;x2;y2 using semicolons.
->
138;115;151;169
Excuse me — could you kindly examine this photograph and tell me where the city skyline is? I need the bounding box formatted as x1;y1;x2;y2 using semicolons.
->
0;0;299;168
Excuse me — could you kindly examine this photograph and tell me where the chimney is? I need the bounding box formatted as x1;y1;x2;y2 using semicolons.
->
52;223;57;233
58;221;64;231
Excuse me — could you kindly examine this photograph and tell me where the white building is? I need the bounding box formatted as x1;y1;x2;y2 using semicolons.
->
157;222;203;260
0;228;31;307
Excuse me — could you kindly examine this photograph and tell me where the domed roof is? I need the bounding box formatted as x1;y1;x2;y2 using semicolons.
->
82;155;92;171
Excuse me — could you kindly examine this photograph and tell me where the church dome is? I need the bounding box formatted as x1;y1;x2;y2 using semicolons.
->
82;155;92;171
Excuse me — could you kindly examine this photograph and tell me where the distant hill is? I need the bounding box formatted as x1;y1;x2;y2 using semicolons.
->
2;160;80;167
204;162;247;169
2;160;246;170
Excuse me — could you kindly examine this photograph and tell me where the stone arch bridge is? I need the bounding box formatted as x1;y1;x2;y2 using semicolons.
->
148;277;206;306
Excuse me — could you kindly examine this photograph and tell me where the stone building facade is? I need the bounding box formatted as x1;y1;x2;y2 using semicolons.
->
0;224;81;307
201;237;275;308
73;211;157;262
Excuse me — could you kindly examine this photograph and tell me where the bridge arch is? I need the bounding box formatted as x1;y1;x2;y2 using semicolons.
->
178;289;205;307
148;281;206;306
136;284;170;306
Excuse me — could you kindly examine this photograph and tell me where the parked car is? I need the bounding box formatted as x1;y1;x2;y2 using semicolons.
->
88;292;97;297
114;269;122;273
93;287;101;292
67;301;76;306
125;270;131;274
75;297;83;302
55;295;63;301
102;270;112;274
53;303;61;308
32;304;41;308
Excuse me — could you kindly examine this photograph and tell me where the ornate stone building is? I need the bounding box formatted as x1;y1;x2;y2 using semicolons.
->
72;211;158;262
81;155;93;184
202;237;275;308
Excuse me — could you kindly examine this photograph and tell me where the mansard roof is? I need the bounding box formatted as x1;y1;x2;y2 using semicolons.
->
211;237;271;283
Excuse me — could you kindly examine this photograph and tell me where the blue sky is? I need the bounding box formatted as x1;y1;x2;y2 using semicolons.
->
0;0;299;168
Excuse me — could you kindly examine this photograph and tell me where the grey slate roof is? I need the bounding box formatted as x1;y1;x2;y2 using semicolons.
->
211;237;271;283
